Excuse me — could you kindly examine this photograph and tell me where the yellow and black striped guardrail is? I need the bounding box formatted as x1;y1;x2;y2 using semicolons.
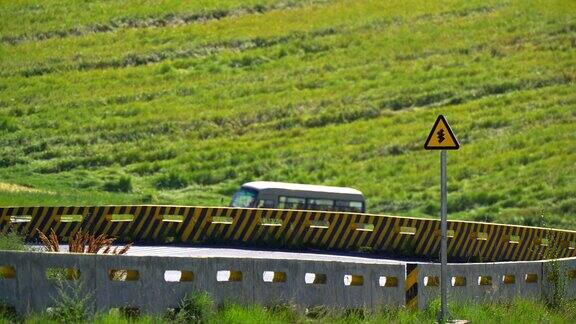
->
405;264;419;308
1;205;575;262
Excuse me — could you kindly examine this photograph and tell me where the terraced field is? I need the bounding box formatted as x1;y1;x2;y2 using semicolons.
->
0;0;574;228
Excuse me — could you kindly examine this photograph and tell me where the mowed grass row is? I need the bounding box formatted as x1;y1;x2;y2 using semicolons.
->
0;0;322;42
0;0;505;76
0;0;574;228
4;1;572;107
2;1;572;147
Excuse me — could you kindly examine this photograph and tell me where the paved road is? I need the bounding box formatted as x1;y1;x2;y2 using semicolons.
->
127;246;407;264
30;244;408;264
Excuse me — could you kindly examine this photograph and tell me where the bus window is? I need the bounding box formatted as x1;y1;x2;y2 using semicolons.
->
349;201;364;212
278;196;306;209
231;188;258;208
307;198;334;211
335;201;364;212
257;200;275;208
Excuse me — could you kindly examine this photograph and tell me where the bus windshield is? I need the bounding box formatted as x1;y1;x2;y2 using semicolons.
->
230;188;258;208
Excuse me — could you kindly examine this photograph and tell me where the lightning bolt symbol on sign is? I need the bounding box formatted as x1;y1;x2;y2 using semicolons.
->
437;129;445;143
424;115;459;150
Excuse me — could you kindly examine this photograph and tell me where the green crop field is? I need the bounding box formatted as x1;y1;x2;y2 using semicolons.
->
0;0;574;228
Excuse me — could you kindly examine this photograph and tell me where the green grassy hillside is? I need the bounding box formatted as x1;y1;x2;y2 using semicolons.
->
0;0;574;228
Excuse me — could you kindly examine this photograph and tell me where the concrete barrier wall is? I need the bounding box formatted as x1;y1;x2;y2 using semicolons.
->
417;261;542;309
0;251;406;314
542;257;576;301
417;258;576;309
1;251;575;314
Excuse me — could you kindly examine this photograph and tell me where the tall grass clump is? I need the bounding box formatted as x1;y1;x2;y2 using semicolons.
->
215;303;296;323
175;292;215;323
48;280;93;323
154;171;188;190
0;304;18;323
0;230;27;251
1;298;576;323
102;176;133;193
37;229;132;255
539;214;569;310
0;117;18;132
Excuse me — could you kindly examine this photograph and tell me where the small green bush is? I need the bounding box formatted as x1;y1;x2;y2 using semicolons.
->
0;116;19;132
191;170;226;186
176;292;215;323
130;162;161;176
0;156;24;168
49;280;93;323
102;176;133;193
0;303;18;323
0;231;27;251
154;172;187;190
422;201;439;215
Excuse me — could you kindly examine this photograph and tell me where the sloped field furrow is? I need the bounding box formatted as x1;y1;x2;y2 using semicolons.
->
1;0;333;45
0;0;502;76
1;26;571;148
2;4;571;120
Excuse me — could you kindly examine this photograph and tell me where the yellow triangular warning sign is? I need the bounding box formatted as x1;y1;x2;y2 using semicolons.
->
424;115;460;150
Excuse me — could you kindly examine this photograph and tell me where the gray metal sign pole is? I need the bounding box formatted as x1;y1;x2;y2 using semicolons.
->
425;114;458;322
439;150;448;322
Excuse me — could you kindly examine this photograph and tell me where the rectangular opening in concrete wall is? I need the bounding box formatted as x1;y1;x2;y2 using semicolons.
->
435;229;455;238
9;215;31;223
354;223;374;232
0;266;16;279
164;270;194;282
260;218;283;227
109;269;139;281
534;238;549;247
305;273;327;284
45;268;80;280
161;215;184;223
478;276;492;286
379;276;398;287
217;270;242;282
107;214;133;222
309;220;329;229
58;214;83;222
502;274;515;284
343;274;364;286
568;269;576;279
424;276;439;287
525;273;538;283
507;235;520;244
473;232;488;241
211;216;233;225
263;271;286;283
398;226;416;235
451;276;466;287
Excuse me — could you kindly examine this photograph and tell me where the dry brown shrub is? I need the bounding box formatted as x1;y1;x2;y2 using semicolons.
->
36;229;131;255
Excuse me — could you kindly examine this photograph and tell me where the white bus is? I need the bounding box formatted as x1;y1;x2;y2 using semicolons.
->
230;181;365;213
